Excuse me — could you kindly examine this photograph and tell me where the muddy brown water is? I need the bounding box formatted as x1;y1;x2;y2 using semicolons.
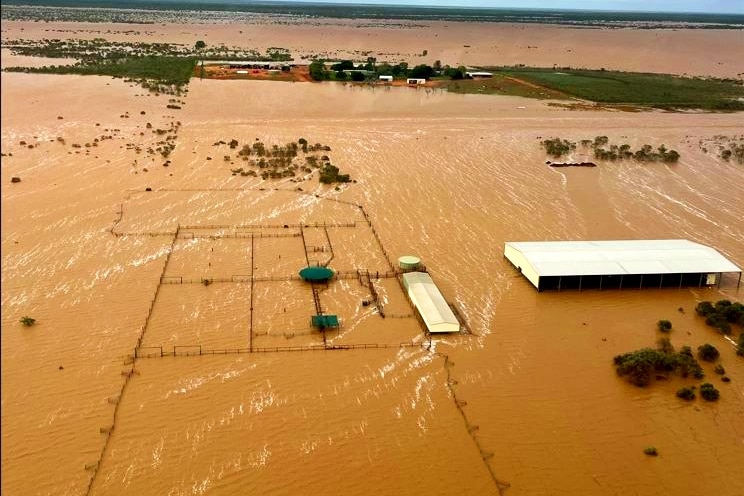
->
2;74;743;496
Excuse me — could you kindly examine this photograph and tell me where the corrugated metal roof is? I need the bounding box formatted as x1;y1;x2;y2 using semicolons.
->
402;272;459;333
505;240;741;277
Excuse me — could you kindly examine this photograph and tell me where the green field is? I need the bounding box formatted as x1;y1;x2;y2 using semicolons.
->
441;75;568;100
485;68;744;110
5;56;196;91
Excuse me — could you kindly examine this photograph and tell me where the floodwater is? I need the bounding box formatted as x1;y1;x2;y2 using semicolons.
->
2;74;744;496
3;19;743;77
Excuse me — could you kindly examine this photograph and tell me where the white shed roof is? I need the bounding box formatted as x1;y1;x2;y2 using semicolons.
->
505;240;740;277
402;272;460;333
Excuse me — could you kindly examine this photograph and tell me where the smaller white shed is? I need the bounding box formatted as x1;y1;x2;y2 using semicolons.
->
379;75;393;82
466;71;493;78
406;78;426;85
402;272;460;333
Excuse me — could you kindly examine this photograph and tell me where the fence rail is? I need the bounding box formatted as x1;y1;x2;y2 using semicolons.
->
135;341;425;358
178;232;300;239
158;269;404;285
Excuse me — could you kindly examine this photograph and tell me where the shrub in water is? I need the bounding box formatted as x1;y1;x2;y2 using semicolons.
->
699;383;720;401
697;344;719;362
20;316;36;327
676;387;695;401
657;320;672;332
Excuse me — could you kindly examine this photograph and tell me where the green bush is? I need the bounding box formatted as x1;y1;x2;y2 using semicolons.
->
330;60;354;71
444;67;464;80
409;64;434;79
677;346;705;379
541;138;576;158
713;364;726;375
657;320;672;332
696;300;744;335
699;383;720;401
319;163;351;184
676;387;696;401
309;60;329;81
643;447;658;456
19;316;36;327
697;344;720;362
695;301;715;316
614;341;704;387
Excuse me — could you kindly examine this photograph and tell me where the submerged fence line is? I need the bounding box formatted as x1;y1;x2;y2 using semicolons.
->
437;352;511;495
86;227;180;495
178;231;300;239
360;205;395;272
135;341;426;358
159;269;403;285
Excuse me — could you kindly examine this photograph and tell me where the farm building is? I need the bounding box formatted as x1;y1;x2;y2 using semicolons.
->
201;60;298;70
406;78;426;85
466;71;493;78
379;75;393;82
402;272;460;333
504;240;741;291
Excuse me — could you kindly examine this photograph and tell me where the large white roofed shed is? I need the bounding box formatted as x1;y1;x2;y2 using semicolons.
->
402;272;460;333
504;240;741;290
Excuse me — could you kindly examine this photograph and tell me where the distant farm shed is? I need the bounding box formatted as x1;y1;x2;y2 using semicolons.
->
379;75;393;82
504;240;741;291
402;272;460;333
466;71;493;78
406;78;426;85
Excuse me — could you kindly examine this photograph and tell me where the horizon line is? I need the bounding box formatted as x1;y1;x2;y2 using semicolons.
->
2;0;744;15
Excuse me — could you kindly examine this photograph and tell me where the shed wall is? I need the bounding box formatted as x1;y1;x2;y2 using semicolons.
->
504;244;540;288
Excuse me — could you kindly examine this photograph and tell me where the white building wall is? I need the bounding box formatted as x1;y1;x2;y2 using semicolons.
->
504;244;540;288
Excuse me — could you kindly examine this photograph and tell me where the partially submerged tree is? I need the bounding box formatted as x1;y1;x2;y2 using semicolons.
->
20;316;36;327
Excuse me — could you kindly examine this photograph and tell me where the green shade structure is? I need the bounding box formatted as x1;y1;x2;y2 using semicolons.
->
312;315;339;329
299;266;334;282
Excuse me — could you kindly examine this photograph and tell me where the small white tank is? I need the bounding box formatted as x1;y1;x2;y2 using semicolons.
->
398;255;421;271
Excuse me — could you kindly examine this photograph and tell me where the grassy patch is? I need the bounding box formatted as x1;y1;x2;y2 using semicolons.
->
5;56;195;93
482;67;744;110
441;74;568;100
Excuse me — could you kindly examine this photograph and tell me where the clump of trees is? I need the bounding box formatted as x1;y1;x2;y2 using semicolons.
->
720;141;744;164
309;60;329;81
583;137;681;163
695;299;744;335
319;163;351;184
539;135;680;162
541;138;576;158
220;137;351;184
613;339;703;387
308;58;470;83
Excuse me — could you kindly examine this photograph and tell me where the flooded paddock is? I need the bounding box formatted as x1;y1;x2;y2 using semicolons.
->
2;74;743;496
